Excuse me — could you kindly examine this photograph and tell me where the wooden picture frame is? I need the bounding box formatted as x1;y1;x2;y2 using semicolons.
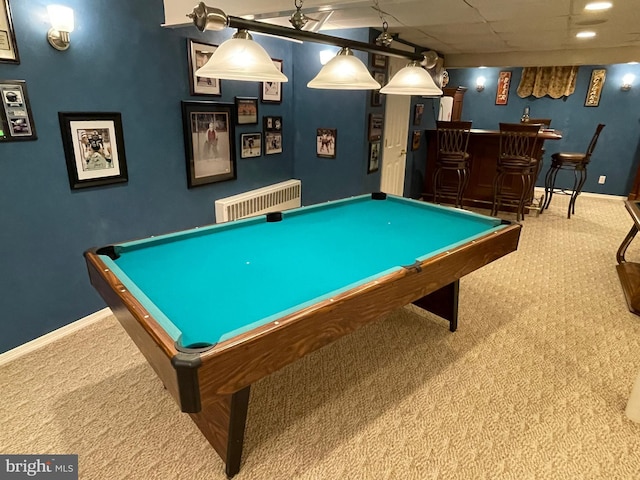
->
0;79;36;142
412;130;422;151
368;142;380;173
181;101;236;188
0;0;19;64
58;112;128;190
585;68;606;107
316;128;337;158
413;103;425;125
368;113;383;141
495;71;511;105
235;97;258;125
188;39;221;96
261;59;283;103
240;132;261;158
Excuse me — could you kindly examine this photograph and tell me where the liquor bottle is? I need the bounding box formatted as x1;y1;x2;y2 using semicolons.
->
521;106;530;122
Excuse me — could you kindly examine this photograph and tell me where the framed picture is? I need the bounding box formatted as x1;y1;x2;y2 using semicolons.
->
495;71;511;105
368;113;383;141
371;53;387;69
585;68;606;107
371;71;386;106
0;79;36;142
181;101;236;188
188;39;221;96
368;142;380;173
241;132;261;158
412;130;422;151
261;59;283;103
58;112;128;190
263;115;282;132
235;97;258;125
263;116;282;155
317;128;337;158
0;0;19;64
413;103;424;125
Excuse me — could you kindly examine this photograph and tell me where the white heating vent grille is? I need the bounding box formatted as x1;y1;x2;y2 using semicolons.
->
214;179;302;223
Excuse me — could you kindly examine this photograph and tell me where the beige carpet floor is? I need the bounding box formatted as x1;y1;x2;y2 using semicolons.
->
2;193;640;479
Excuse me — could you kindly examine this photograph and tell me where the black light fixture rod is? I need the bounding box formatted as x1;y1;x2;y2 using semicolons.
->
227;16;424;61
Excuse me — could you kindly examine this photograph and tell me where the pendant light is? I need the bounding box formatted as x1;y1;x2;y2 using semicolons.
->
195;29;288;83
307;47;381;90
380;61;443;96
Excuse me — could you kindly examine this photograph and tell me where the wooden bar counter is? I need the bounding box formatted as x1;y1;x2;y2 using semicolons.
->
423;128;562;211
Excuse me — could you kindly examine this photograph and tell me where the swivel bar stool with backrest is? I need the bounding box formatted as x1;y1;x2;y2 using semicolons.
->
543;123;605;219
432;120;473;208
521;118;552;213
491;123;541;222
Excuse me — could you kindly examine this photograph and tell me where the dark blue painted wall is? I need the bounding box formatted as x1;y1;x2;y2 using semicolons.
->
447;65;640;195
0;0;380;353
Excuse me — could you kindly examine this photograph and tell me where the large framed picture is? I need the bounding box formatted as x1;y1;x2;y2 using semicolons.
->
316;128;337;158
181;101;236;188
188;39;221;96
261;59;283;103
58;112;128;190
235;97;258;125
240;133;261;158
0;79;36;142
0;0;19;64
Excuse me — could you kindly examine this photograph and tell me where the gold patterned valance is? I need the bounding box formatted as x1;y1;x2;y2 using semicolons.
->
517;66;579;99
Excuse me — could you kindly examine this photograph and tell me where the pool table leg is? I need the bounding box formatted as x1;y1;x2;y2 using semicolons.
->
412;280;459;332
188;386;251;478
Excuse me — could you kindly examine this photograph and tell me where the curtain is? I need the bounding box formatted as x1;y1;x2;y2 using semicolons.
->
517;66;579;99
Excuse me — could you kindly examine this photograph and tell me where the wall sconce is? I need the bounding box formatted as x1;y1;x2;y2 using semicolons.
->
622;73;635;91
476;76;486;92
47;5;74;51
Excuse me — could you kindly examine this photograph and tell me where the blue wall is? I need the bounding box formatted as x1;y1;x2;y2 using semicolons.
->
447;65;640;195
0;0;382;353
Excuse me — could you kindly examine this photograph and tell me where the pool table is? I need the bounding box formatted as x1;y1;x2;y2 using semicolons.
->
84;193;521;477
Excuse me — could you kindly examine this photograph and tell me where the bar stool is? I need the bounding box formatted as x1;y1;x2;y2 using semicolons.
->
491;123;540;222
432;120;472;208
521;118;552;213
543;123;605;219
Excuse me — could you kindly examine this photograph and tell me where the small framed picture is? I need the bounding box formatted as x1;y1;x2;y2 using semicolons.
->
412;130;422;151
371;71;386;106
241;133;261;158
368;113;383;141
413;104;424;125
187;39;221;96
585;68;606;107
0;0;19;64
495;71;511;105
371;53;387;69
0;79;36;142
235;97;258;125
263;116;282;132
181;101;236;188
317;128;337;158
368;142;380;173
58;112;128;190
261;59;283;103
265;132;282;155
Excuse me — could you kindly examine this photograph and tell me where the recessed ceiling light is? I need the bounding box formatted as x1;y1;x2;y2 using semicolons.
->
576;31;597;38
585;2;613;11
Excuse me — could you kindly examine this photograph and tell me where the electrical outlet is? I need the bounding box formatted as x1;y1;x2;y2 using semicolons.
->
598;175;606;184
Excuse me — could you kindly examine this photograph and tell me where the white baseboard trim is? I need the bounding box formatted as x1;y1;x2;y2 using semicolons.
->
533;187;626;201
0;307;113;367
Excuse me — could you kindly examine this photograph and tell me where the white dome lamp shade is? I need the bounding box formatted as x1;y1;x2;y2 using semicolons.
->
195;29;288;83
308;47;381;90
380;61;443;96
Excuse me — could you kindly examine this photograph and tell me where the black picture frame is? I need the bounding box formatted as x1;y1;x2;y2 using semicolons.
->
261;59;283;104
235;97;258;125
0;79;36;142
316;128;337;158
0;0;19;64
368;113;383;141
263;115;283;155
368;142;380;173
58;112;128;190
187;39;221;96
240;132;261;158
181;101;237;188
371;53;387;69
413;103;424;125
371;71;386;106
